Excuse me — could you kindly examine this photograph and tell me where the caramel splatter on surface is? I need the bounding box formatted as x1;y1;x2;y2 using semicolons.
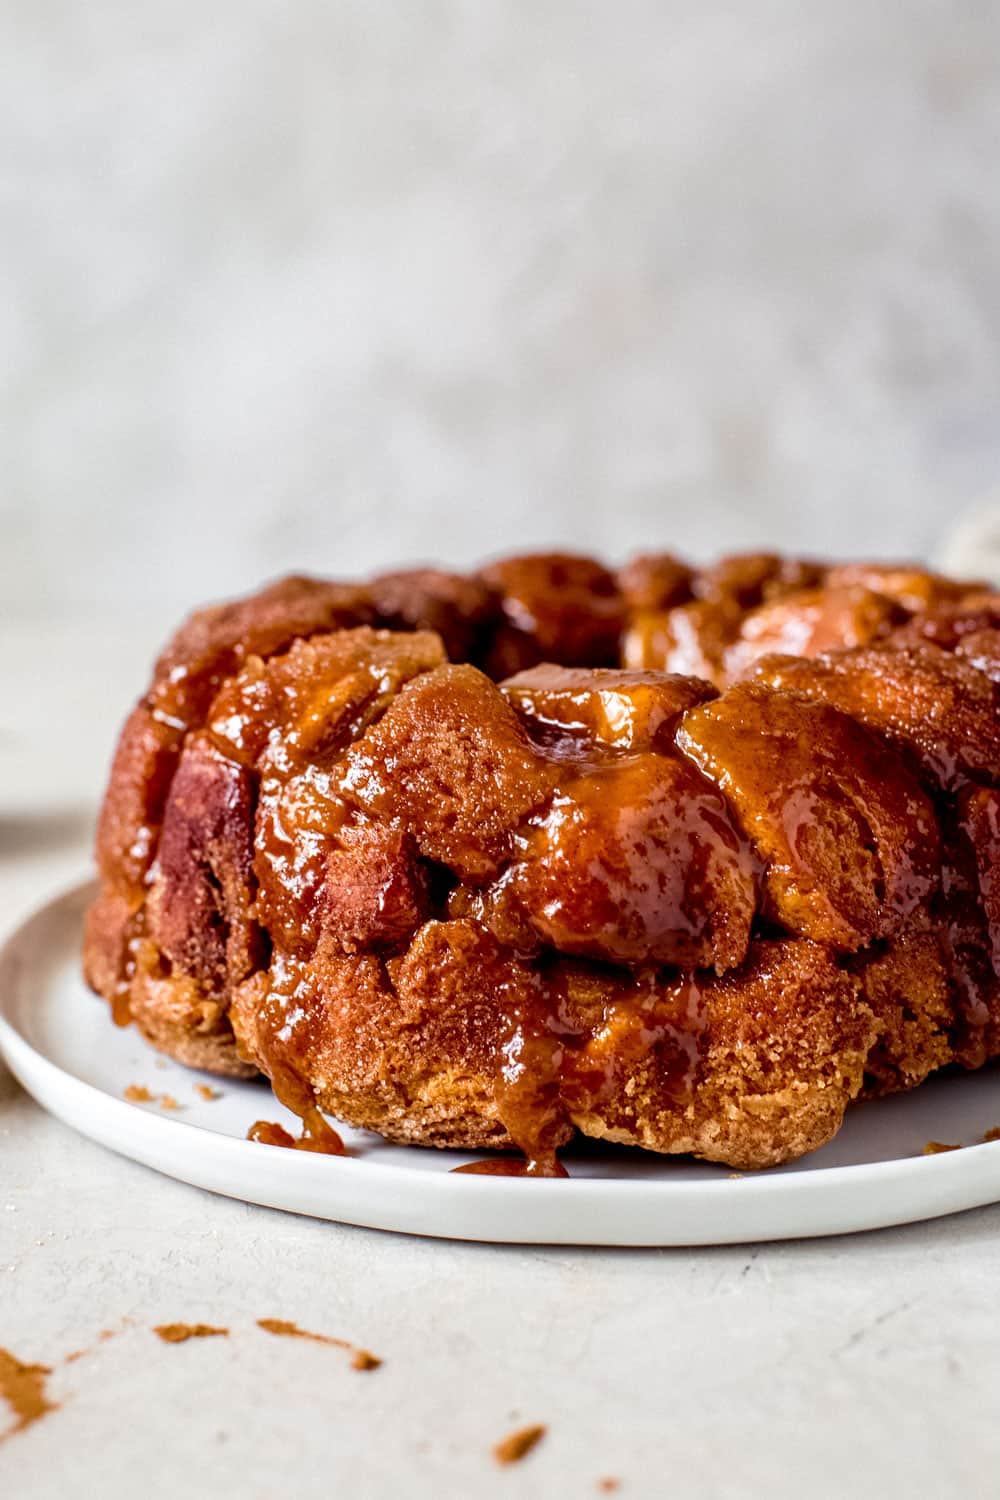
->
493;1423;547;1465
598;1481;622;1494
153;1323;229;1344
159;1095;181;1111
0;1348;58;1444
983;1127;1000;1143
195;1084;222;1101
923;1140;961;1155
349;1349;382;1372
62;1325;127;1365
256;1318;381;1371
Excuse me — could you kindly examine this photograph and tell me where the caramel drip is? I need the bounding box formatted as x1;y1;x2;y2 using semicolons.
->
493;1011;571;1178
111;907;148;1027
452;1157;566;1178
248;1120;296;1148
256;1319;381;1371
476;973;705;1179
248;1009;347;1154
244;985;347;1154
0;1348;58;1444
298;1105;346;1154
247;1104;345;1156
111;987;132;1028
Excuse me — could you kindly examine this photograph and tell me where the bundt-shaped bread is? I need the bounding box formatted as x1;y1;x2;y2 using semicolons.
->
83;552;1000;1171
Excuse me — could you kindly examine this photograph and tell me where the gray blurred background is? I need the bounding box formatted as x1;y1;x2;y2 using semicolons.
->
4;0;1000;641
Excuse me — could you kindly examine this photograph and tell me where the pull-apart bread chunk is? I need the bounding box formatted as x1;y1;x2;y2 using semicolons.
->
84;552;1000;1171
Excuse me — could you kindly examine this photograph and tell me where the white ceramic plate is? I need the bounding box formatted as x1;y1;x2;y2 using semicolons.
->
2;882;1000;1245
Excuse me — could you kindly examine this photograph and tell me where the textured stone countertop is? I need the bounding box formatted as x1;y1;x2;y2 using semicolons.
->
1;614;999;1500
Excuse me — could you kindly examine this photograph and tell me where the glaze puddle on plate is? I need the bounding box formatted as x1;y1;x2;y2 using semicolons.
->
2;882;999;1245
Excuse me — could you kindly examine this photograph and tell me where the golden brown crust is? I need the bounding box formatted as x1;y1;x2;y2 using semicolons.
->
130;942;257;1078
230;927;875;1169
334;663;560;881
147;734;263;993
478;552;626;675
368;567;498;661
615;553;694;612
852;932;953;1095
83;553;1000;1171
676;682;940;951
94;704;183;891
501;665;716;751
473;752;759;971
750;643;1000;792
565;940;875;1170
722;586;903;681
622;598;743;682
150;575;375;729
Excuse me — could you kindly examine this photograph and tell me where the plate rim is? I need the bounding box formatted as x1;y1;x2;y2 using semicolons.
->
3;879;1000;1245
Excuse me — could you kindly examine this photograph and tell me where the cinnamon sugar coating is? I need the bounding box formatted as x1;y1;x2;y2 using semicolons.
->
83;551;1000;1169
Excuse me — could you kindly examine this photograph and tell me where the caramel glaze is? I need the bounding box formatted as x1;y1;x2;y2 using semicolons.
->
247;1108;345;1156
82;554;1000;1174
238;689;720;1174
451;1158;553;1177
246;1055;345;1155
470;964;707;1175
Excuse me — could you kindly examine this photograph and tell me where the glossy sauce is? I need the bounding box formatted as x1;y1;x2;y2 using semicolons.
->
110;912;147;1027
494;752;758;969
465;968;707;1177
111;986;133;1028
247;1107;345;1156
245;967;348;1154
250;712;725;1180
452;1157;569;1178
